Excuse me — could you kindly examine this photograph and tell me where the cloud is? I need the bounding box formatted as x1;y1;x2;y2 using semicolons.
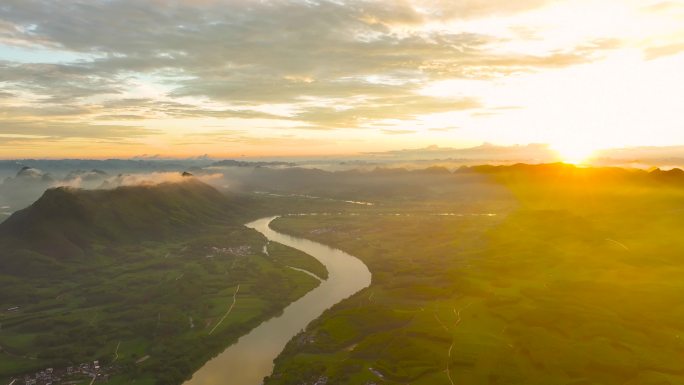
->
94;114;149;121
0;61;123;102
0;1;585;107
1;104;92;117
0;0;632;153
100;172;224;188
645;42;684;60
382;129;417;135
293;96;480;129
411;0;550;19
0;120;157;140
642;1;684;13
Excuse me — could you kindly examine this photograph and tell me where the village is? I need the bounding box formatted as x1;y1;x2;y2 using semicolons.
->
7;361;116;385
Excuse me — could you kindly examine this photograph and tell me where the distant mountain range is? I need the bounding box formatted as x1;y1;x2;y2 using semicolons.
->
1;144;684;178
364;143;557;162
1;143;684;220
363;143;684;168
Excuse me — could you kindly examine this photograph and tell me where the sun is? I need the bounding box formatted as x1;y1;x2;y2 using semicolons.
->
550;142;597;165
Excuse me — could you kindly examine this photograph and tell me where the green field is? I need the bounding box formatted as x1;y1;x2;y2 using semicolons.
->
265;241;329;280
0;224;323;384
265;165;684;385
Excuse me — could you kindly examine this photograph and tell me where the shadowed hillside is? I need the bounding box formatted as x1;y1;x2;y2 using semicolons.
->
0;177;240;261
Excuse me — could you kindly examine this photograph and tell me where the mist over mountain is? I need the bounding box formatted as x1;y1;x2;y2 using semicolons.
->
0;159;217;212
63;169;108;184
0;158;214;177
0;160;219;217
0;167;56;218
208;165;511;204
593;145;684;168
360;143;684;169
0;176;236;265
363;143;558;163
2;143;684;223
210;160;296;168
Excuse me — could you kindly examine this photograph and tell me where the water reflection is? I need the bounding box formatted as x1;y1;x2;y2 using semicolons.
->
184;216;371;385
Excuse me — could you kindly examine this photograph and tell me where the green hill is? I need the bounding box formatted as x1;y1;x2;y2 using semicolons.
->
0;177;325;384
1;177;233;257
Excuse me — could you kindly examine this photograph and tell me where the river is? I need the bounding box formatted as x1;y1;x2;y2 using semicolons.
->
184;216;372;385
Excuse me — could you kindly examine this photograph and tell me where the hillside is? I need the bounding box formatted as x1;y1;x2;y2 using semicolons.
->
0;176;327;384
0;177;237;262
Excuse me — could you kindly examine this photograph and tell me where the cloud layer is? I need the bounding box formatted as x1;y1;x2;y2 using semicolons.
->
1;0;683;157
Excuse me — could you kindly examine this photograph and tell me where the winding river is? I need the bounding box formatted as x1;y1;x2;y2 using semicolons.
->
184;216;372;385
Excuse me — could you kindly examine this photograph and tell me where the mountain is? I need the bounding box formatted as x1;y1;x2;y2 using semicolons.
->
63;169;108;186
0;174;324;384
211;159;295;168
460;162;684;183
357;144;684;168
363;143;558;162
0;176;235;262
0;167;58;219
0;158;214;176
15;166;55;181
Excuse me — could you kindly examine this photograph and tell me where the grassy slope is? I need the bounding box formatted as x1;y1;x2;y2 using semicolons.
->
265;165;684;385
266;241;329;280
0;179;325;385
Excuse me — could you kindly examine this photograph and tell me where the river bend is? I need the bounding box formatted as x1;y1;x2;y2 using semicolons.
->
184;216;372;385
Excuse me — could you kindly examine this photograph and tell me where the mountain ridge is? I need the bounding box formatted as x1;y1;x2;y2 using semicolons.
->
0;177;234;261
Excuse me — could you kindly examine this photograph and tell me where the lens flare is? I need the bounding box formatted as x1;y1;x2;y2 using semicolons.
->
551;142;597;164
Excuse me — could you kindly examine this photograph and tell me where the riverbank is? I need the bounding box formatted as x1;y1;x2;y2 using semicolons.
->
184;217;371;385
0;222;323;385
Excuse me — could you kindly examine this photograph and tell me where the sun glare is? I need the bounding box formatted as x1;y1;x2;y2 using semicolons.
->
551;142;597;165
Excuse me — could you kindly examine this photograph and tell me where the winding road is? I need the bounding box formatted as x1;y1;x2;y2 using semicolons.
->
112;341;121;363
208;285;240;335
444;303;472;385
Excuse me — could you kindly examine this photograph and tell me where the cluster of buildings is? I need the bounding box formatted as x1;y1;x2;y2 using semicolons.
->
10;361;112;385
206;245;252;258
293;331;316;347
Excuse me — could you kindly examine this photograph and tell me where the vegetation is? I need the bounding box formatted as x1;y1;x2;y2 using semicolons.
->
265;241;328;280
5;164;684;384
265;164;684;385
0;178;324;384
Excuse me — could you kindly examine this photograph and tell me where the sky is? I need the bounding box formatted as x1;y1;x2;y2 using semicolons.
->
1;0;684;160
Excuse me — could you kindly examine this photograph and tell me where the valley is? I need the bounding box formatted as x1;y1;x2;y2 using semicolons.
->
3;164;684;385
2;2;682;384
184;216;370;385
0;180;331;384
262;165;684;385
